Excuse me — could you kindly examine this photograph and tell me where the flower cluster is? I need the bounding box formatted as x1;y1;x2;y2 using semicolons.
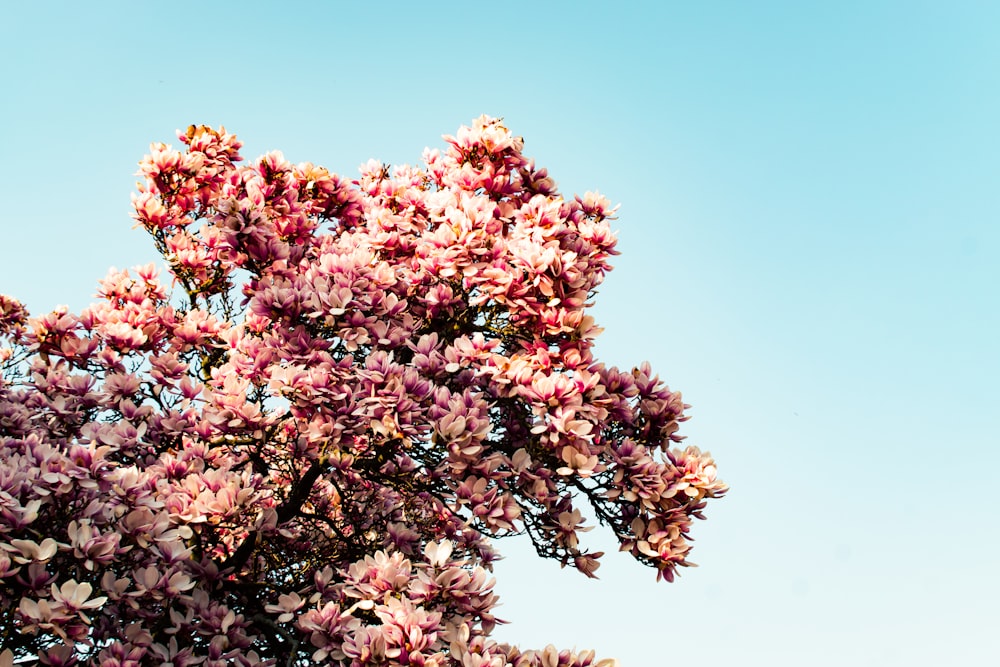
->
0;116;725;664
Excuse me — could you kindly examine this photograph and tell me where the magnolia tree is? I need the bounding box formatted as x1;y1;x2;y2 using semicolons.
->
0;117;726;666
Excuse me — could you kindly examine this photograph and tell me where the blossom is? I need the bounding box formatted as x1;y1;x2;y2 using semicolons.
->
5;538;60;564
49;580;107;615
0;116;723;665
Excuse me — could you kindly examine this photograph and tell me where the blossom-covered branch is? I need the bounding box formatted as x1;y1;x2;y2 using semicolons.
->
0;116;725;665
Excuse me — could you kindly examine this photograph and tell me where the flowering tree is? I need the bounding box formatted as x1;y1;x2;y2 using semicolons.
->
0;117;726;666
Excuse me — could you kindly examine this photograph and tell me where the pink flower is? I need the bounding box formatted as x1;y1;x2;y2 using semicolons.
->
0;116;722;665
50;580;107;614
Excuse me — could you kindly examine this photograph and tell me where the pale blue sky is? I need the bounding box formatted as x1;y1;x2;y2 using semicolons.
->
2;2;998;664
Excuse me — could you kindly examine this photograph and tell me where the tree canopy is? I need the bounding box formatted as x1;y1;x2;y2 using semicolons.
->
0;117;726;666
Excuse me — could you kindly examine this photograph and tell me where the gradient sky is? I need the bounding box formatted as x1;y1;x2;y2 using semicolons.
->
2;2;998;665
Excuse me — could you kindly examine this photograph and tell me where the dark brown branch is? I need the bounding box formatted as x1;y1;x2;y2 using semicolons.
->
219;460;325;573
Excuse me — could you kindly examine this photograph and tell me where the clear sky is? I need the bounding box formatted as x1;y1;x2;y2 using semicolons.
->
2;2;998;664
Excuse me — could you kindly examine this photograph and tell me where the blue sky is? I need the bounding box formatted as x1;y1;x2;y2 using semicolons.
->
2;2;998;664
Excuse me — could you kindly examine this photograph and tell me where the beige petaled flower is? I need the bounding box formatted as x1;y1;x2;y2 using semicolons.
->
19;597;57;623
424;540;454;568
6;538;59;564
51;580;108;612
264;592;304;623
